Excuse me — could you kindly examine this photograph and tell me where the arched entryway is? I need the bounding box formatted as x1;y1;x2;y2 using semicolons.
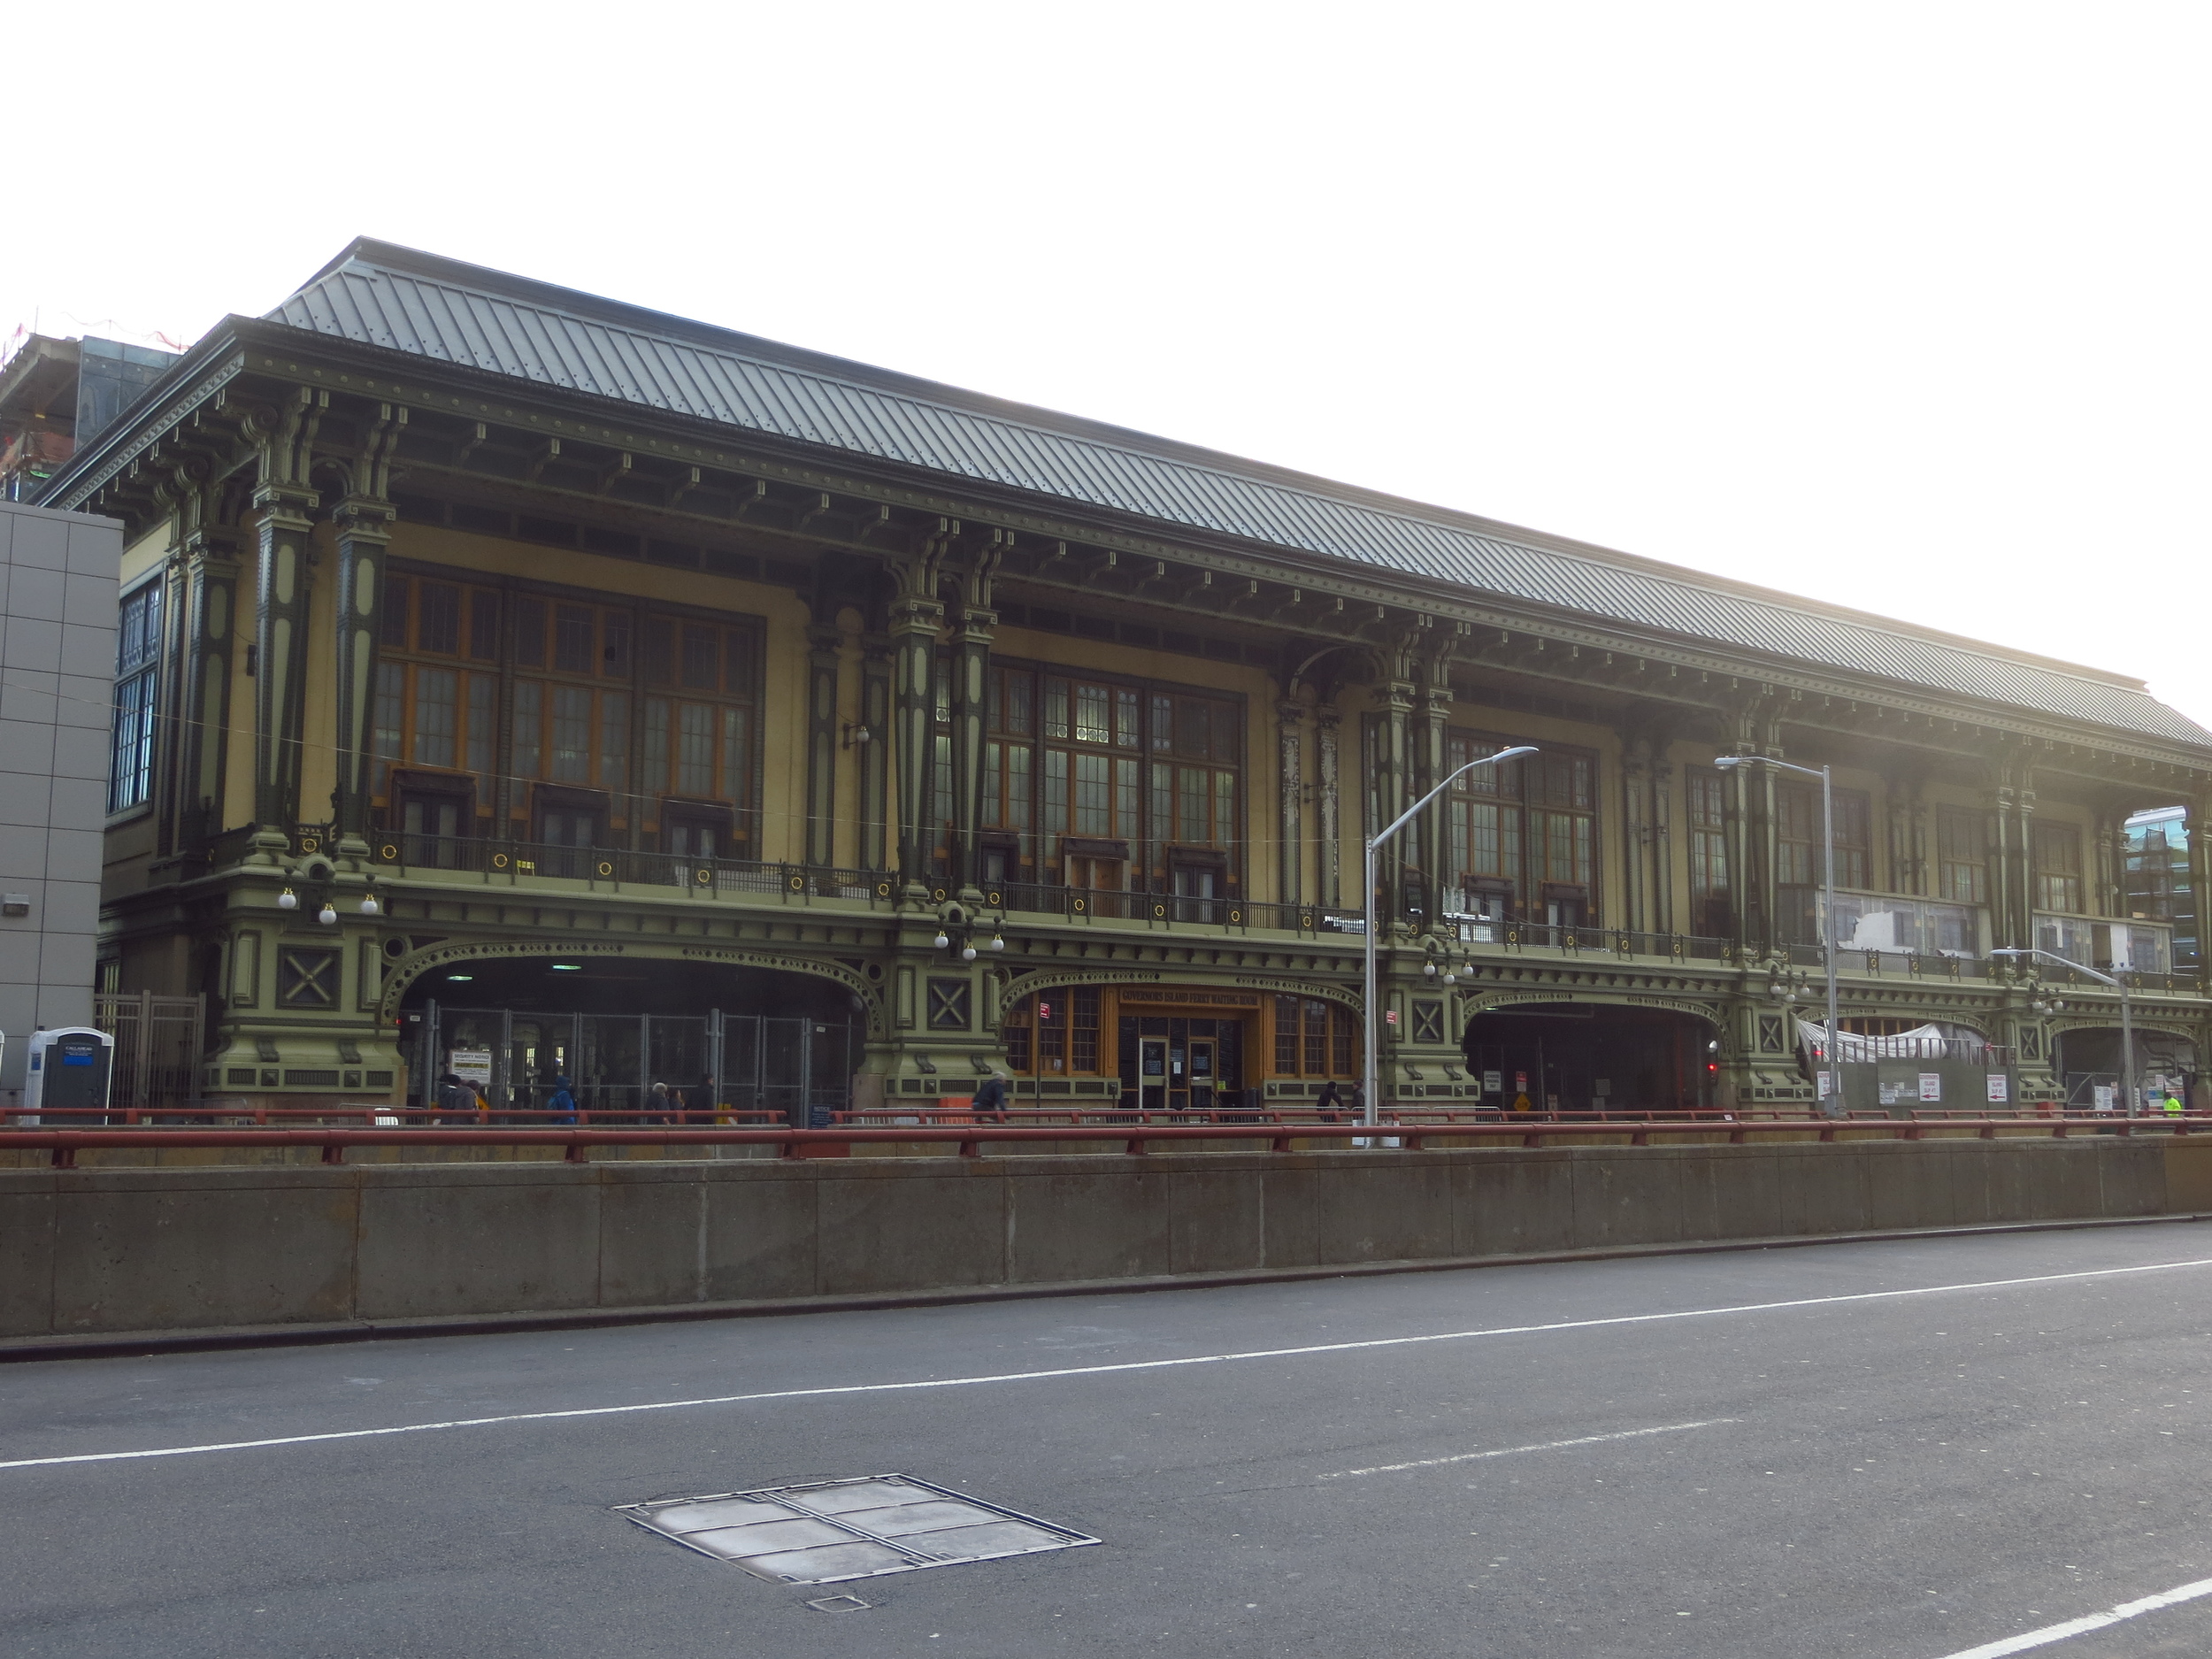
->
394;951;865;1120
1463;1002;1718;1112
2053;1025;2200;1111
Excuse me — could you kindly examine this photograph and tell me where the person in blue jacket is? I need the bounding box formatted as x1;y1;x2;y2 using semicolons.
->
546;1074;579;1125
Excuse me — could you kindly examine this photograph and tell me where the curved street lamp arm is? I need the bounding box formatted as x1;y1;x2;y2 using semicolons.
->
1366;747;1538;853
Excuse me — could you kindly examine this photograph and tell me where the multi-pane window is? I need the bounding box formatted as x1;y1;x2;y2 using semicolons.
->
1042;676;1144;850
374;576;503;819
509;595;637;803
956;661;1240;893
374;571;759;855
1071;987;1102;1073
1776;781;1872;941
1439;736;1596;921
1937;807;1988;905
1273;996;1357;1078
980;666;1034;833
1527;752;1595;896
1444;740;1522;896
2032;820;2084;913
1777;783;1870;888
637;618;756;820
1687;770;1731;938
108;583;161;813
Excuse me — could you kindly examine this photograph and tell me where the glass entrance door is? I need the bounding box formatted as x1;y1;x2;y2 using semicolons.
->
1139;1038;1169;1110
1187;1037;1217;1113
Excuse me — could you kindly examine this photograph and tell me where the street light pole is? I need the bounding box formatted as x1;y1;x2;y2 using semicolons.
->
1715;755;1841;1118
1363;746;1536;1130
1992;945;2134;1117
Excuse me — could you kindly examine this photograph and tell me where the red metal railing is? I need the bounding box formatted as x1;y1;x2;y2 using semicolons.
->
3;1116;2203;1169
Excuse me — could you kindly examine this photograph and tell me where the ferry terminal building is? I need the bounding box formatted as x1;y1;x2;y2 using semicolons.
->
30;240;2212;1118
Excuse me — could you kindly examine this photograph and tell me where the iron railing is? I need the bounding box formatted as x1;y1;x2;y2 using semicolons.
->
163;828;2212;988
8;1113;2206;1169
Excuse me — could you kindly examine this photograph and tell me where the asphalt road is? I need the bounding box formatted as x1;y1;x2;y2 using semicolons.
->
6;1223;2212;1658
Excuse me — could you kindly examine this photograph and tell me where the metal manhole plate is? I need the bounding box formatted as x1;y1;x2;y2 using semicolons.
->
617;1474;1100;1585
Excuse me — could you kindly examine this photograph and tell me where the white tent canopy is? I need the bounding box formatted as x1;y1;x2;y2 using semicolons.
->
1795;1020;1986;1062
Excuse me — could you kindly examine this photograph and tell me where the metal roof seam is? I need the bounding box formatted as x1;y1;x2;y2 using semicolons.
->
239;253;2208;748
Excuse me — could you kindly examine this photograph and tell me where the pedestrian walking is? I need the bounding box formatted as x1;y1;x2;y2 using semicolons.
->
1315;1079;1345;1123
972;1071;1010;1123
546;1074;579;1126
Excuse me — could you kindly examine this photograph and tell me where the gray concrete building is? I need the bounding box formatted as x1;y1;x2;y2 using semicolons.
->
0;497;121;1102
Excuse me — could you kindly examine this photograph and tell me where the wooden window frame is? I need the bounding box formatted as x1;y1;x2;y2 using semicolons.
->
380;559;765;856
959;656;1246;897
1440;730;1601;923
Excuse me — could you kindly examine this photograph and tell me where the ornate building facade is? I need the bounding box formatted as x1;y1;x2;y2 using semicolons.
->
36;241;2212;1117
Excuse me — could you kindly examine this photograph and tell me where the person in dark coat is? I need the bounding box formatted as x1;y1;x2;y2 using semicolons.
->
1315;1079;1345;1122
972;1072;1010;1123
436;1072;474;1123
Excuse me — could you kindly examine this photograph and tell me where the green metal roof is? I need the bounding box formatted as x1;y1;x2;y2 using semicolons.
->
257;239;2209;749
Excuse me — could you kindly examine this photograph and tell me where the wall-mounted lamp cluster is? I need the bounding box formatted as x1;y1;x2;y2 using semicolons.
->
933;923;1005;961
276;874;381;926
931;901;1005;961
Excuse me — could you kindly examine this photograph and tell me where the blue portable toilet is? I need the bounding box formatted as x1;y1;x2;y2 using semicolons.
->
25;1027;114;1126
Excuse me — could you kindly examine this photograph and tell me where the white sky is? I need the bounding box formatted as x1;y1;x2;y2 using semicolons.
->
11;1;2208;740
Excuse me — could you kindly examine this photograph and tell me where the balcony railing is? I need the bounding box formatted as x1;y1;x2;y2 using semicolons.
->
172;831;2205;991
359;833;887;901
2033;910;2172;976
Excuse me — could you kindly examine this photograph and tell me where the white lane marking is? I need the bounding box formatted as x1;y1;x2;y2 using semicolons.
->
6;1253;2210;1473
1932;1574;2212;1658
1320;1417;1734;1479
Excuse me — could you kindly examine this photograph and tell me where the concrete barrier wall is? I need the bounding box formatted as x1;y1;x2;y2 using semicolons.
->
3;1137;2208;1340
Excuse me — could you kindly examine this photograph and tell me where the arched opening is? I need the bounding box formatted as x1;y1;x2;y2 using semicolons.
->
1462;1002;1717;1113
2054;1026;2200;1113
396;953;864;1122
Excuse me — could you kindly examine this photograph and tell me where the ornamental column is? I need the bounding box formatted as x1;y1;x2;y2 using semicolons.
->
2008;771;2039;949
887;569;945;895
804;626;842;868
860;636;893;871
1277;701;1305;908
173;525;241;849
331;496;394;850
250;480;318;840
1413;650;1452;925
1377;672;1414;927
949;595;995;897
1621;738;1651;933
1316;704;1343;909
2093;811;2121;918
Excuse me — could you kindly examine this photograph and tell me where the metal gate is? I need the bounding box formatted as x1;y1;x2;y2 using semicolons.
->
416;1002;856;1124
93;992;205;1114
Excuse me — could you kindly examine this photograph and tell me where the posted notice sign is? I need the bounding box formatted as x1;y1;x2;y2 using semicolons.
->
1986;1073;2009;1104
449;1048;493;1087
1917;1073;1942;1102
